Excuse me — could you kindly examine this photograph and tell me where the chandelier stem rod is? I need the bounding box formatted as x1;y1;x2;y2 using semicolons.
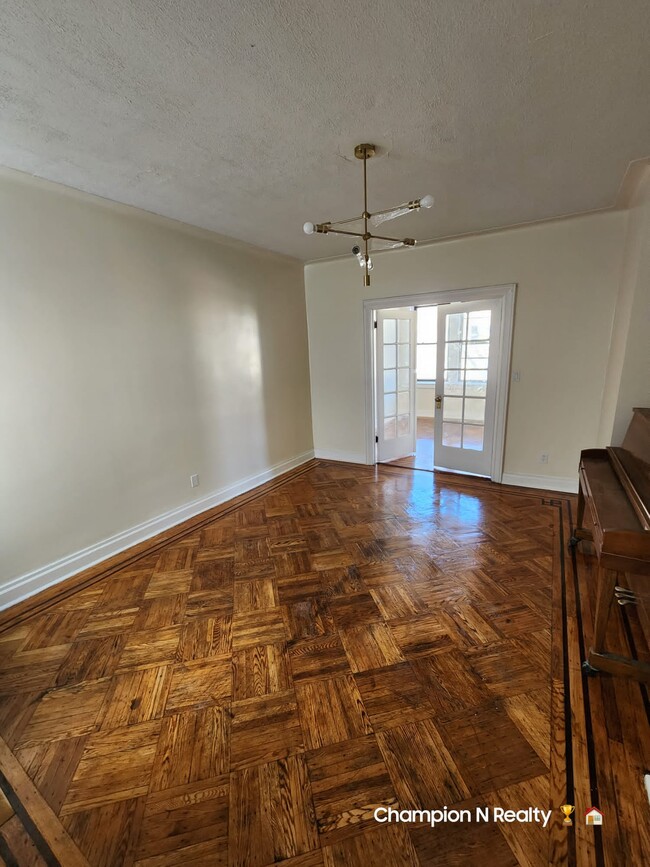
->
363;151;368;218
364;150;370;285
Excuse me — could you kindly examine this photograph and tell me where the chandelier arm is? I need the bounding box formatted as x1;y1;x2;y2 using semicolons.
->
320;227;365;238
370;233;414;244
371;200;420;218
328;214;365;227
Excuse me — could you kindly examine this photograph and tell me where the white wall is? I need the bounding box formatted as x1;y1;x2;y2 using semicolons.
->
0;169;313;597
305;212;627;486
599;165;650;445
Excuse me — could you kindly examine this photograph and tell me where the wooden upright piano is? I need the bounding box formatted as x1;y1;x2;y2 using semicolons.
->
570;407;650;682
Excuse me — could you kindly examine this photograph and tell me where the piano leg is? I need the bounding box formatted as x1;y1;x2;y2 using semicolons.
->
569;485;586;549
584;567;650;682
592;566;618;654
583;566;617;675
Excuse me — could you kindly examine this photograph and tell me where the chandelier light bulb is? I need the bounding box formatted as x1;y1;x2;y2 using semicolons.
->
303;221;315;235
420;194;434;209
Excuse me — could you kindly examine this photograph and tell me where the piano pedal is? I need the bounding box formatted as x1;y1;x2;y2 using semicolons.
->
582;660;600;677
615;586;637;606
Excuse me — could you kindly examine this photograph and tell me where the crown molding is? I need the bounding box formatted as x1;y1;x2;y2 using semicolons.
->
615;157;650;209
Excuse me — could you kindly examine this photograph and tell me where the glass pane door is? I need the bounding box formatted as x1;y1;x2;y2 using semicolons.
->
434;300;501;476
376;307;417;462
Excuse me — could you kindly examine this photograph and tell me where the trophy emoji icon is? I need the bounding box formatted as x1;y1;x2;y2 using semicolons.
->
560;805;575;826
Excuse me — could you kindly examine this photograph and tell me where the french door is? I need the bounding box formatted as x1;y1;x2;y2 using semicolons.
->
375;307;417;462
434;299;502;476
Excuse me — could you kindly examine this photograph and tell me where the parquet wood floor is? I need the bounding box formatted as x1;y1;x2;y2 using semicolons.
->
0;460;648;866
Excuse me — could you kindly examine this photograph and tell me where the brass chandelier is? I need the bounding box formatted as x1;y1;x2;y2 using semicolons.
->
303;143;433;285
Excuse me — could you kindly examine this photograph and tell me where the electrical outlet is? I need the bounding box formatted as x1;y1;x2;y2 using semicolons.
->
512;370;521;382
190;474;199;488
539;453;549;464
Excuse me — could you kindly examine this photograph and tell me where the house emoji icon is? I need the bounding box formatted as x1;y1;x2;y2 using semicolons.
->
585;807;603;825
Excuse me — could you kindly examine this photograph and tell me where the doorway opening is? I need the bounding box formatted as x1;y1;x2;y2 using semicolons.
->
364;285;516;482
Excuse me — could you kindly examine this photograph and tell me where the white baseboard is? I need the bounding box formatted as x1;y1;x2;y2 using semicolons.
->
314;448;370;464
501;472;578;494
0;449;315;612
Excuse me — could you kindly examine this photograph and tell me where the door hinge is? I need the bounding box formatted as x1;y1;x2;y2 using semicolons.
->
375;435;379;443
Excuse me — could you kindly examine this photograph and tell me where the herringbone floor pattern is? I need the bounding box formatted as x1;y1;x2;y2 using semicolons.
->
0;463;560;865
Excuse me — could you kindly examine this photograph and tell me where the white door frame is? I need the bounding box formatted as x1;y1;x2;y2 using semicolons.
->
363;284;516;482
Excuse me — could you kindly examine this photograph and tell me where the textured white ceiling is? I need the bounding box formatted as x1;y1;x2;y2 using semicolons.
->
2;1;650;260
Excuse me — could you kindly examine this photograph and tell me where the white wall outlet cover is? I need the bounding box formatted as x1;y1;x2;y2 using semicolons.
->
190;474;199;488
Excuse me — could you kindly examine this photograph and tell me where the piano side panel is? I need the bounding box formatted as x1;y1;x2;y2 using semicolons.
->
579;454;641;532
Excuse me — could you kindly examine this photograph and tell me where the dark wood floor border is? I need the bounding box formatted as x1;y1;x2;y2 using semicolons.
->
547;496;574;866
566;499;611;867
0;777;60;867
0;458;320;634
0;738;87;867
0;833;19;867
